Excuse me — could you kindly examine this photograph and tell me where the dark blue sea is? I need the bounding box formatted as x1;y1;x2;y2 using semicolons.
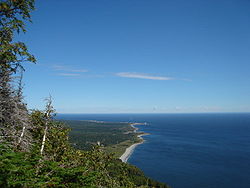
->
57;113;250;188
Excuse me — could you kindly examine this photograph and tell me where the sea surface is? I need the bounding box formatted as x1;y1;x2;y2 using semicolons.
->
57;113;250;188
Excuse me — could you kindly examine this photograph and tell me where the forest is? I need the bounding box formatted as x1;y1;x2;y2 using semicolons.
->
63;120;139;150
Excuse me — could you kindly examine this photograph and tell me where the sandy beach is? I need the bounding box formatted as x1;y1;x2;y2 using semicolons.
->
119;123;149;163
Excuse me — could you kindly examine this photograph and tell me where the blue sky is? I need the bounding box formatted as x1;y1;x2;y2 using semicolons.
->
19;0;250;113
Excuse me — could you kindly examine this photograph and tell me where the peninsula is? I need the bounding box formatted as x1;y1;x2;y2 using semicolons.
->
61;120;148;160
119;123;149;162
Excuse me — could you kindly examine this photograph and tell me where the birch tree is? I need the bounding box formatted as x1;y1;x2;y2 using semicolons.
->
40;97;54;155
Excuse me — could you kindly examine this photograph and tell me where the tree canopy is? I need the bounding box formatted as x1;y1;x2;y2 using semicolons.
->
0;0;36;72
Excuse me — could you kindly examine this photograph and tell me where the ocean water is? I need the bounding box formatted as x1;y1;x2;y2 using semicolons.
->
57;113;250;188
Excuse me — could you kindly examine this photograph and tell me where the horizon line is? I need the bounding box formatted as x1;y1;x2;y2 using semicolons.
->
56;112;250;115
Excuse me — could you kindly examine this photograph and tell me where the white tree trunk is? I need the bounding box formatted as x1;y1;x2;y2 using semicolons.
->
18;126;26;144
40;124;48;155
40;97;53;156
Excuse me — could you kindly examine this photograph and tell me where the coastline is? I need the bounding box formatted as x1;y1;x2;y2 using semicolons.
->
119;123;149;163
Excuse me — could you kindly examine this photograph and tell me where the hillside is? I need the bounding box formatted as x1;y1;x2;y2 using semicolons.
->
0;113;170;187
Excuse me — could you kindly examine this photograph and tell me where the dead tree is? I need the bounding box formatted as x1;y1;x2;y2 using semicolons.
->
0;69;31;150
40;96;54;155
0;70;17;145
15;71;32;150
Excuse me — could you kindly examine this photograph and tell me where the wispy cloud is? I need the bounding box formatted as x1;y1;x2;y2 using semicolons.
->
57;73;81;77
116;72;173;80
53;65;88;73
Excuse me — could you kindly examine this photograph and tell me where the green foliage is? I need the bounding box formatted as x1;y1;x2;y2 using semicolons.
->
0;111;170;187
30;110;71;161
0;144;40;187
0;142;170;187
0;145;133;187
108;159;170;188
0;0;36;72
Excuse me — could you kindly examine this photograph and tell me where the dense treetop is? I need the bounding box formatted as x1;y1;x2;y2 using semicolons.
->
0;0;36;72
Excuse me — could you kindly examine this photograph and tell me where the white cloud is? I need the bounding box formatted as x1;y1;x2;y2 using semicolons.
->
57;73;81;77
53;65;88;73
116;72;173;80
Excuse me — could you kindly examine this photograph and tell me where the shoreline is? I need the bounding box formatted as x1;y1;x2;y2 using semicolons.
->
119;123;149;163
